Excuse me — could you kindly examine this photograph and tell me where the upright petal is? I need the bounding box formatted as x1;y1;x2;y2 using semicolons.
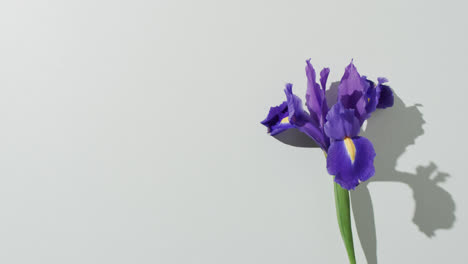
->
376;77;394;108
284;84;328;150
338;61;366;109
326;136;376;190
338;63;389;124
320;67;330;92
320;67;330;120
305;59;326;127
324;103;361;140
260;101;294;135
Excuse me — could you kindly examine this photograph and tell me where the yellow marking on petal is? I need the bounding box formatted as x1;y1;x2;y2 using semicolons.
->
280;116;289;124
368;98;370;102
344;137;356;162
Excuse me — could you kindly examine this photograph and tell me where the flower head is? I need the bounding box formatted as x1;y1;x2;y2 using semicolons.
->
261;59;393;190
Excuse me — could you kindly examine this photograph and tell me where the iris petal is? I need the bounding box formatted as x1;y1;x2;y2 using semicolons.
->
320;67;330;92
284;83;314;126
338;63;390;124
326;136;376;190
338;61;365;110
352;137;377;183
320;67;331;125
297;122;328;150
364;79;378;115
305;59;327;127
270;122;294;136
260;101;295;135
324;103;360;140
284;84;328;149
376;78;394;109
261;101;288;127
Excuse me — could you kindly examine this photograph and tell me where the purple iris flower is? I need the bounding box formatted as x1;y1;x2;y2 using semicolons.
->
261;60;393;190
261;60;394;264
324;103;376;190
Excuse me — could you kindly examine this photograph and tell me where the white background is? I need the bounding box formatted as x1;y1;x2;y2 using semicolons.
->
0;0;465;263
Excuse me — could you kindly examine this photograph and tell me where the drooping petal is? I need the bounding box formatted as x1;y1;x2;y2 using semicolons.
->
284;83;328;149
269;120;295;136
352;137;377;183
376;77;394;108
260;101;294;135
284;83;314;126
326;136;376;190
324;102;360;140
305;59;326;127
261;101;288;127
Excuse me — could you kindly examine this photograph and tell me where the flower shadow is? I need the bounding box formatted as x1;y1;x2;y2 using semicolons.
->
273;82;456;264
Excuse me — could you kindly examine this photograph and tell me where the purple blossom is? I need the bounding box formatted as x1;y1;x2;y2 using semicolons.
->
261;60;393;190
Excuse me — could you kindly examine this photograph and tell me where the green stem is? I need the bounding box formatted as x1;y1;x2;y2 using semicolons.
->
334;181;356;264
